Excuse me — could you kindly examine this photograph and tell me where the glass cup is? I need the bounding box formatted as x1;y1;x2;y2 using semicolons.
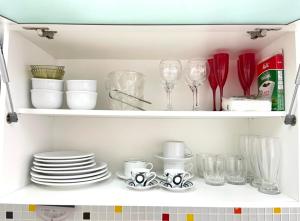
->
196;153;209;178
239;135;254;183
257;137;281;195
249;136;262;188
203;154;225;186
225;155;247;185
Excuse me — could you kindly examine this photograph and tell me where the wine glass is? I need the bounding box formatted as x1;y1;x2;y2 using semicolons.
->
207;59;218;111
237;59;247;96
185;59;207;111
238;53;256;96
214;53;229;110
160;60;182;111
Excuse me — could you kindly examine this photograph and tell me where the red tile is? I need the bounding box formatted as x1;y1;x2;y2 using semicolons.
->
162;213;169;221
234;208;242;214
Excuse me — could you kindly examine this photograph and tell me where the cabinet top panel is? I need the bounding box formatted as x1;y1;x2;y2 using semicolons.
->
0;0;299;25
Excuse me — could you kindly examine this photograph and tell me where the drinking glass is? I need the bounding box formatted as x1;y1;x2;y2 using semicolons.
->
214;53;229;110
225;155;247;185
257;137;281;195
249;136;262;188
196;153;209;178
203;154;225;186
160;60;182;110
237;60;247;96
185;59;207;110
239;135;254;183
207;59;218;111
238;53;256;96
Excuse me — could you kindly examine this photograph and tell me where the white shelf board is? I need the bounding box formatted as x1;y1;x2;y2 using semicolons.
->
17;108;286;119
0;178;297;207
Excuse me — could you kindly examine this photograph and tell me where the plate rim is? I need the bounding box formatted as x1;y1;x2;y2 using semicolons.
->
33;159;95;167
34;156;95;163
33;162;97;171
34;151;95;160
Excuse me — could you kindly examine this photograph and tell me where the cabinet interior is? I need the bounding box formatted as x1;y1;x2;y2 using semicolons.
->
0;24;299;207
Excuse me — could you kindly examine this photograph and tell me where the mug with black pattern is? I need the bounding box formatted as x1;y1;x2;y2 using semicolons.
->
131;168;156;187
164;169;191;188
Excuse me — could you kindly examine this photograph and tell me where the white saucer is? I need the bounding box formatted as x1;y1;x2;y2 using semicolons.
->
31;172;111;187
127;179;159;190
157;172;194;180
154;154;193;161
32;171;109;183
33;159;95;167
159;180;194;192
34;151;94;160
116;171;130;180
33;162;96;171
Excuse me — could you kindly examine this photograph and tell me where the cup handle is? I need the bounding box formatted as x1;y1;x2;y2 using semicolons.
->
185;147;193;156
146;162;153;170
182;172;191;187
145;172;156;186
185;163;193;173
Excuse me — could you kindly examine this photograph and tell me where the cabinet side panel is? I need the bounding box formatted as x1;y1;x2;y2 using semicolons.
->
0;31;55;196
250;32;299;200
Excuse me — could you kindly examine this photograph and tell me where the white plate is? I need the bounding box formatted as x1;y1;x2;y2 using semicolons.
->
159;180;194;192
116;171;130;180
34;156;95;163
33;159;95;167
31;172;111;187
154;153;193;161
31;162;108;174
30;169;107;180
34;151;94;160
32;171;109;183
33;162;96;171
127;179;159;190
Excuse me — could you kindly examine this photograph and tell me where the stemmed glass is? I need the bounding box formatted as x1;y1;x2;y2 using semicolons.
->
185;59;207;111
238;53;256;96
160;60;182;111
214;53;229;110
207;59;218;111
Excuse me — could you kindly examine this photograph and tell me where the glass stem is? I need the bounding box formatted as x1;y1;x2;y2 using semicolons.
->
195;86;199;110
213;89;216;111
166;88;172;110
220;87;223;111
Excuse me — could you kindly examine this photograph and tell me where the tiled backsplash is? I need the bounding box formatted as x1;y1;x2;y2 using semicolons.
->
0;204;299;221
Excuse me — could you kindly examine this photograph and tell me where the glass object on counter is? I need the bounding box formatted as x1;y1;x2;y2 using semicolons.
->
225;155;247;185
203;154;225;186
214;53;229;110
106;71;145;110
185;59;207;111
160;60;182;111
196;153;209;178
207;58;218;111
239;135;254;183
257;137;281;195
249;136;262;188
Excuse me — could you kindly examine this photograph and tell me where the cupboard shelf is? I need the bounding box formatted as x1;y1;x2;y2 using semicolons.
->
17;108;286;119
0;178;296;207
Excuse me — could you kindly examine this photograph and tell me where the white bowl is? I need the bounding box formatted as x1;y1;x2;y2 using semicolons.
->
32;78;64;91
66;80;97;92
31;89;63;109
66;91;97;110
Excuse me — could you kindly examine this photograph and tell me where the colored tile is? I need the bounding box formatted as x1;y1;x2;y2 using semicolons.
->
83;212;90;220
186;213;194;221
273;208;281;214
234;208;242;214
115;205;123;213
162;213;169;221
28;204;36;212
6;211;13;219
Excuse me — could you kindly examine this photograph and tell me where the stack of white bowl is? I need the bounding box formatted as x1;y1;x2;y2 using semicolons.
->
66;80;98;110
31;78;64;109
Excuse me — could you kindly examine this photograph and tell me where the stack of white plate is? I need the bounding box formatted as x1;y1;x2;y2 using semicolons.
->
30;151;111;187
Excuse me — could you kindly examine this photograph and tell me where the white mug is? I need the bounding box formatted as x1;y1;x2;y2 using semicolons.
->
131;168;156;187
123;160;153;178
164;169;191;188
163;141;192;158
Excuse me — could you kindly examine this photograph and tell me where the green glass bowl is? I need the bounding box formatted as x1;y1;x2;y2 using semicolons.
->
31;65;65;80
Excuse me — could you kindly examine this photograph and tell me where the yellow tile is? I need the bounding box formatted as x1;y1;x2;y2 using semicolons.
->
115;205;123;213
28;204;36;212
273;208;281;214
186;214;194;221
